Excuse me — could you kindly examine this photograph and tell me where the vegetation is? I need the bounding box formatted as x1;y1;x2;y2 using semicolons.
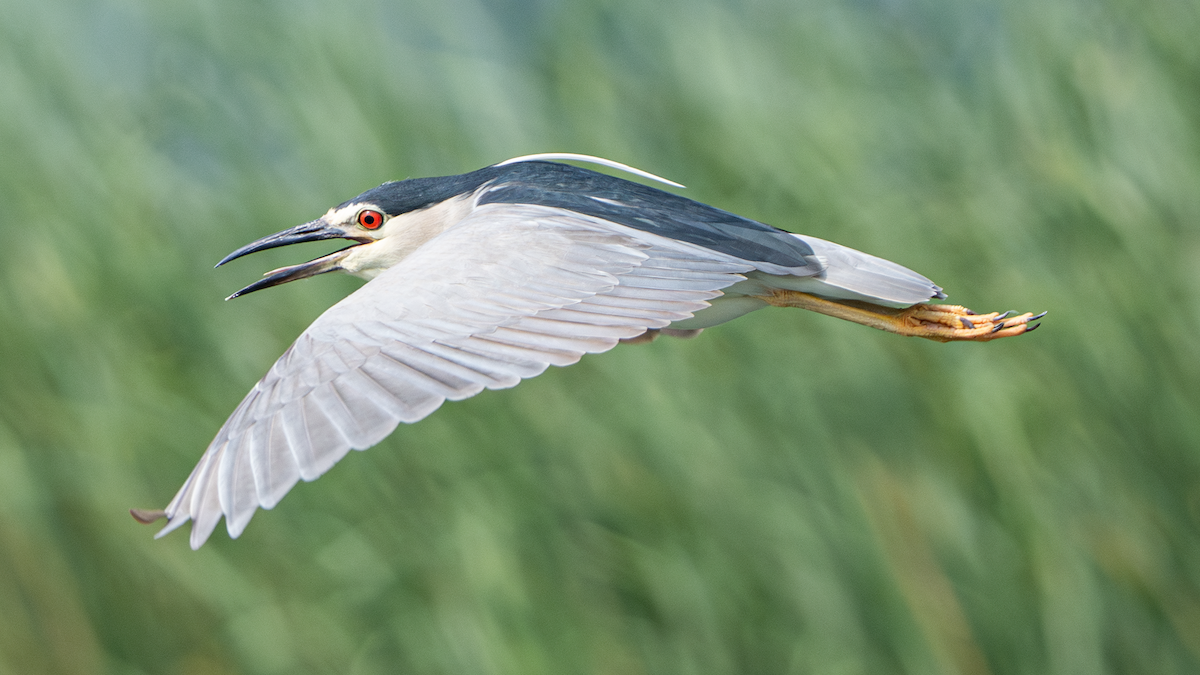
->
1;0;1197;672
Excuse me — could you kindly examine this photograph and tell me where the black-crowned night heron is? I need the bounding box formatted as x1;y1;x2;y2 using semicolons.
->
136;153;1043;548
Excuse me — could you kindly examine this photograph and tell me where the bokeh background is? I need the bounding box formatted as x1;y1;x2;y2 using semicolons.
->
2;0;1198;672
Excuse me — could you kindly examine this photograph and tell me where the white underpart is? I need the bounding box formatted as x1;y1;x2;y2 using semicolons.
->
493;153;686;189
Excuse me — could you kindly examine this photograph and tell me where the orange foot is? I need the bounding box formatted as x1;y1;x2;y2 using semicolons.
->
760;290;1045;342
889;303;1045;342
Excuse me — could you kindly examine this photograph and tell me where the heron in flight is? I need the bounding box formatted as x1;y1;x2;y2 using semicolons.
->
136;153;1043;548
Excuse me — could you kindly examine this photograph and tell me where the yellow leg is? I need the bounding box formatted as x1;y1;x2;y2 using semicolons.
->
758;289;1045;342
130;508;167;524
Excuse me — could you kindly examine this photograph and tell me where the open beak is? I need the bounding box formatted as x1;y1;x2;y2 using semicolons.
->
217;218;373;299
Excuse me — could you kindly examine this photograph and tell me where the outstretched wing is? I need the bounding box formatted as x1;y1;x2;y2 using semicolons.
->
159;204;758;548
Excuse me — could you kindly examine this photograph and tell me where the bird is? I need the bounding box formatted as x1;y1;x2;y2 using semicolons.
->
134;153;1043;549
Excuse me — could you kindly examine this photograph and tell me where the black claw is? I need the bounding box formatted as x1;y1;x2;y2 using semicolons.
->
994;310;1013;321
965;309;978;315
1030;311;1048;321
960;317;975;329
1025;322;1041;333
992;322;1006;333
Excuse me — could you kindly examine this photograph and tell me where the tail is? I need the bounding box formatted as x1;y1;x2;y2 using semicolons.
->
758;234;946;308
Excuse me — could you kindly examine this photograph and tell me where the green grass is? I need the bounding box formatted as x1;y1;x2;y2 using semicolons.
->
1;0;1198;673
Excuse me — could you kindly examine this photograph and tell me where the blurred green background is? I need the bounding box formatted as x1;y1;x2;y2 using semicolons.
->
2;0;1198;672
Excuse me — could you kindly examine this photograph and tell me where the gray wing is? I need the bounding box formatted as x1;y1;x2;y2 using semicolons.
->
159;204;755;548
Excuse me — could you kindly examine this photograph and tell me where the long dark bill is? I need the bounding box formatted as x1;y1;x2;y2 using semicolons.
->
218;218;373;300
216;218;370;268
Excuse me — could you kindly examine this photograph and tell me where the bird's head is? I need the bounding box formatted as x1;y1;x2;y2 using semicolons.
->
217;178;480;300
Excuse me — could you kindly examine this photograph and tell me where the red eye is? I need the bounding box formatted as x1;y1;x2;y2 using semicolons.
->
357;209;384;230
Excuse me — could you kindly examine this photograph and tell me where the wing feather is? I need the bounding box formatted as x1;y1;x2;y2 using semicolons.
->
186;452;224;549
280;400;321;479
533;306;676;327
219;435;258;538
452;336;578;369
576;292;708;314
486;326;619;354
253;415;300;509
507;315;649;340
298;394;354;476
379;344;493;395
416;341;531;386
601;284;718;301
